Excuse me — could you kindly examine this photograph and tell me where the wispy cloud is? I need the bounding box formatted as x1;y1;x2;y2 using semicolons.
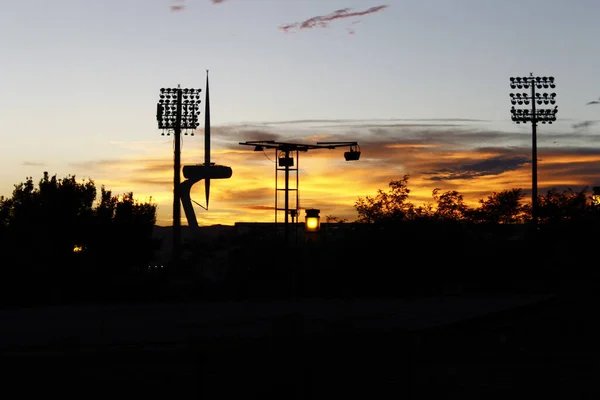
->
280;5;389;34
586;97;600;105
22;161;45;167
262;118;488;125
572;120;598;132
169;0;228;12
169;0;185;12
423;155;530;181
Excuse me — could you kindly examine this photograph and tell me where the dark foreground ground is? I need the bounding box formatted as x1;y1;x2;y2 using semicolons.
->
0;292;596;399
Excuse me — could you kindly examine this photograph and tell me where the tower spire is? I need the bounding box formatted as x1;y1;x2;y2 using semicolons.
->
204;69;211;208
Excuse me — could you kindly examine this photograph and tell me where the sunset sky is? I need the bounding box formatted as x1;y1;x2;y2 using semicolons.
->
1;0;600;226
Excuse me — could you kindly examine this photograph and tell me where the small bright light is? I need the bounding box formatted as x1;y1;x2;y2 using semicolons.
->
306;218;319;230
305;209;321;233
73;245;84;253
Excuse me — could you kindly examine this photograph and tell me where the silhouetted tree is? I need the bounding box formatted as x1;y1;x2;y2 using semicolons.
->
355;178;474;224
1;173;96;276
0;172;158;305
538;187;587;224
432;188;469;221
325;215;347;223
355;175;414;223
85;188;158;277
0;196;12;237
470;189;526;224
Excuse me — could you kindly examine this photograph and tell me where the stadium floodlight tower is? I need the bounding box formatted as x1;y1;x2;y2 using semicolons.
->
509;74;557;229
156;85;202;266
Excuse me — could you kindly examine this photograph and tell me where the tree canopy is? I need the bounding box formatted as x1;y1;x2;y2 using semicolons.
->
0;172;158;305
354;175;595;228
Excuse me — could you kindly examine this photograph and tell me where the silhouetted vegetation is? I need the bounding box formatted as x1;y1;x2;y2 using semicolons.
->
0;172;159;306
212;175;599;301
1;173;597;307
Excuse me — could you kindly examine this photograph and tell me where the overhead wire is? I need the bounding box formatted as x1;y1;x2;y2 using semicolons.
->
263;148;275;163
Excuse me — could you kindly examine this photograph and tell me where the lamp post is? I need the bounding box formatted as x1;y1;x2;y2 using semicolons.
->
156;85;202;266
509;74;557;229
238;140;360;242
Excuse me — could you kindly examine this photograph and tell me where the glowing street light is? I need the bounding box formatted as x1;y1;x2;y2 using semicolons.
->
305;209;321;233
509;74;557;228
156;85;202;265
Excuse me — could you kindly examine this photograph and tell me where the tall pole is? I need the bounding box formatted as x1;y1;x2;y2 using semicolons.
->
530;79;538;228
157;85;202;268
509;74;557;232
204;70;211;208
284;149;290;243
173;87;183;265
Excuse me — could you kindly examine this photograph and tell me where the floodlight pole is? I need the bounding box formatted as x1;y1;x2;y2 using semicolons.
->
173;88;183;264
530;81;538;227
157;85;202;268
509;73;557;231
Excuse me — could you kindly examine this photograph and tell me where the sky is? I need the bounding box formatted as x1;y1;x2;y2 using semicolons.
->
1;0;600;226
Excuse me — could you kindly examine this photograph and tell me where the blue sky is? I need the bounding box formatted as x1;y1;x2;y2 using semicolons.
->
1;0;600;225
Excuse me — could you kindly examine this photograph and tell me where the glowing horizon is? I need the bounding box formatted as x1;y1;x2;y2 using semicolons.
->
38;118;599;227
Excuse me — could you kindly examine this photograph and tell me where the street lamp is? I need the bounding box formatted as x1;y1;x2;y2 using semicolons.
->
156;85;202;265
509;74;557;228
305;209;321;233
